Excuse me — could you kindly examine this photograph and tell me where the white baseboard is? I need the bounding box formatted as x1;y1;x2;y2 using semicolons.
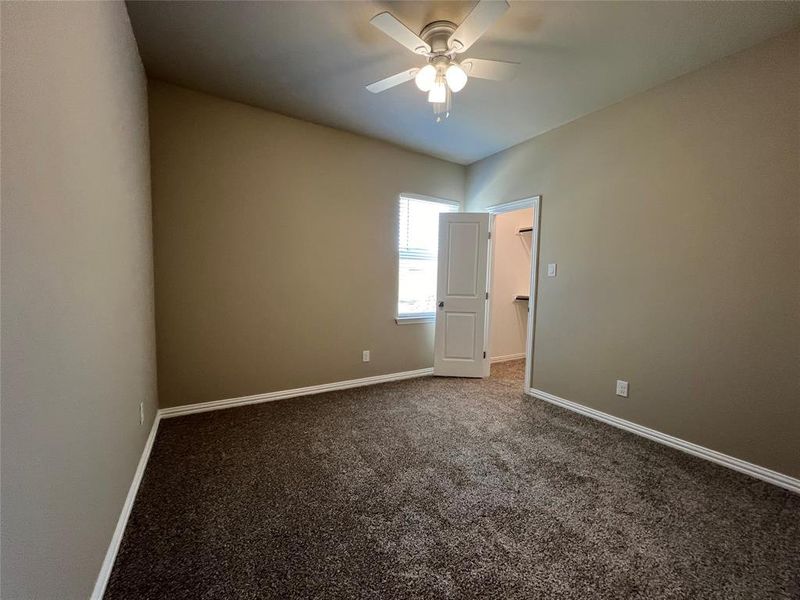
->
92;378;796;598
159;367;435;419
491;353;526;364
527;388;800;494
91;413;162;599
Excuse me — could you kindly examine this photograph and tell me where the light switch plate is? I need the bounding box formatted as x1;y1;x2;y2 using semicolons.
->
616;380;629;398
547;263;557;277
362;350;370;362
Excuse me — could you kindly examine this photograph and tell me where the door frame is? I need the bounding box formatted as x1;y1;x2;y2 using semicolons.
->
485;196;542;390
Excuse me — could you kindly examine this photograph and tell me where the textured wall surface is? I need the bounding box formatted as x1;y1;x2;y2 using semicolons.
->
148;81;465;408
467;31;800;478
1;3;157;597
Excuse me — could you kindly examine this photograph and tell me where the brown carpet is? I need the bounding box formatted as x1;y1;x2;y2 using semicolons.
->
106;361;800;599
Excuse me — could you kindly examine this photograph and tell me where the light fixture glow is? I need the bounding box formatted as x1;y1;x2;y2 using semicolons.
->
414;64;437;92
428;73;446;103
445;63;468;93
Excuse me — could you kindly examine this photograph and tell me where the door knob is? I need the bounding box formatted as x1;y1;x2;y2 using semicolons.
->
438;301;444;308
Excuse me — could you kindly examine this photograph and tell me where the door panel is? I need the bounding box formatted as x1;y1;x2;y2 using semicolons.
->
434;213;490;377
444;313;476;359
446;222;480;296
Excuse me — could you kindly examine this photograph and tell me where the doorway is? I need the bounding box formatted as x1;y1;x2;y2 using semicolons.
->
430;197;540;386
486;196;541;391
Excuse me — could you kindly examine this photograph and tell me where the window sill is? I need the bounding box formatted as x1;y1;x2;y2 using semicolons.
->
395;315;436;325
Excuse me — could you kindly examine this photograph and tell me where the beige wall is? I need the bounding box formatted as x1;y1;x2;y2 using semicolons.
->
1;3;157;598
467;30;800;478
148;81;465;408
489;208;533;360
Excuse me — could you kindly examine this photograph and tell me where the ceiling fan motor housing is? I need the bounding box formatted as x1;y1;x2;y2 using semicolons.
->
420;21;459;56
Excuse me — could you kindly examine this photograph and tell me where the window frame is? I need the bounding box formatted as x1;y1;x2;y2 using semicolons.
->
395;193;461;325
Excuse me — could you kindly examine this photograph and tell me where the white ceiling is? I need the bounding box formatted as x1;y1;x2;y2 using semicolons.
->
126;1;800;164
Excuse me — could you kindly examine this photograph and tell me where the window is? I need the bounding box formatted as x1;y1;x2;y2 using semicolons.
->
397;194;458;323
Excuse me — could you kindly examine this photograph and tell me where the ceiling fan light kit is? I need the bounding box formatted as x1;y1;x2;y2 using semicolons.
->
366;0;519;122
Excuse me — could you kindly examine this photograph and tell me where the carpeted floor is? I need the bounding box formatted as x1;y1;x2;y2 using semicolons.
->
106;361;800;599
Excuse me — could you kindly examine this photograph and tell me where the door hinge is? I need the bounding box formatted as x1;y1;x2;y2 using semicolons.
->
483;351;487;359
485;292;489;300
488;231;492;239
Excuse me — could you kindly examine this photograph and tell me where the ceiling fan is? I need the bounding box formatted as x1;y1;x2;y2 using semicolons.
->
366;0;518;122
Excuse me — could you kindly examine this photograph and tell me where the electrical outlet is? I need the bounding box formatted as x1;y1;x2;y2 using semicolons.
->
139;402;144;425
547;263;557;277
362;350;370;363
616;380;629;398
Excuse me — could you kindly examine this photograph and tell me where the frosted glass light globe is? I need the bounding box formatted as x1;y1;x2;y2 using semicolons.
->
445;63;468;93
428;77;447;103
414;64;437;92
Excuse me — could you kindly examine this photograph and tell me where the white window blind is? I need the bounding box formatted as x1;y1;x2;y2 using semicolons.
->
397;195;458;319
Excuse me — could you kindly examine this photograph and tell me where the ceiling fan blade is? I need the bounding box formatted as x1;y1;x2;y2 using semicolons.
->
449;0;510;53
366;68;419;94
461;58;518;81
370;12;431;55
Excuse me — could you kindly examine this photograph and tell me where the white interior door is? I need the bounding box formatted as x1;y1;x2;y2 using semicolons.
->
433;212;491;377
